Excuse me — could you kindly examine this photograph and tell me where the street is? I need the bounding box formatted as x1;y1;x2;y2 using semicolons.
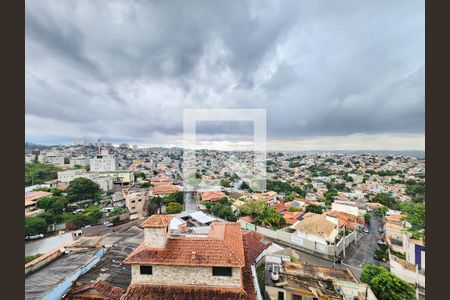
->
341;213;384;278
183;191;198;213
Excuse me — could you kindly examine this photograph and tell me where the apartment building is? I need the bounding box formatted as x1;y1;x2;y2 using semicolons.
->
90;154;118;172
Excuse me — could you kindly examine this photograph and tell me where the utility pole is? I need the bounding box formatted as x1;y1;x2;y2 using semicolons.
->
343;226;346;258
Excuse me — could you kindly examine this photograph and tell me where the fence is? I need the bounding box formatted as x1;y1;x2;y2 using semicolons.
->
239;221;355;260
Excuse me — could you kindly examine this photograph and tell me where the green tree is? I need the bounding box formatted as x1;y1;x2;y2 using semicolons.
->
374;206;388;217
161;191;184;205
64;157;70;164
288;206;301;212
25;216;48;236
166;202;183;214
240;201;286;229
372;193;399;210
25;163;62;186
240;181;250;190
305;205;325;214
400;202;425;240
37;196;68;214
66;177;102;202
210;197;237;221
139;182;152;188
364;213;372;224
361;264;414;300
220;179;231;187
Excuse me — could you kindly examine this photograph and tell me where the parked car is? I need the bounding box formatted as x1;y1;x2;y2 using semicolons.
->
103;222;113;227
378;227;384;233
25;233;44;240
377;240;386;245
363;228;369;234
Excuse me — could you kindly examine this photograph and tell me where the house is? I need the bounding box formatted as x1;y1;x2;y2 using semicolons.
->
323;210;365;231
264;261;377;300
291;213;339;249
121;215;270;299
388;224;425;297
90;154;119;172
152;184;179;196
331;200;360;216
201;191;226;202
123;188;149;219
25;191;52;215
384;214;405;252
283;211;304;225
273;203;287;214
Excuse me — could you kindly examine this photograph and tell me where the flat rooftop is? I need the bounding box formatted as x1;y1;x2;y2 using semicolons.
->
25;248;99;300
73;226;143;289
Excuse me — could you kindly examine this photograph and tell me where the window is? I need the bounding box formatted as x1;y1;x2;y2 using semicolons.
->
292;295;302;300
277;291;284;300
140;265;152;275
212;267;232;276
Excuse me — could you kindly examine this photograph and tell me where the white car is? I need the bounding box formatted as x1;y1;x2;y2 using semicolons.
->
363;228;369;234
26;233;44;240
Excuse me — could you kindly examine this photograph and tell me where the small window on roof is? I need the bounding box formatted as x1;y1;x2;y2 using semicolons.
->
212;267;232;276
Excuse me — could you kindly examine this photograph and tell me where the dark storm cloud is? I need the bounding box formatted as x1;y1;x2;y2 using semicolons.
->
25;0;424;147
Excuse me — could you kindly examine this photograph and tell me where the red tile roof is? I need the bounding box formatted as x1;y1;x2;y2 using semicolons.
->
241;230;271;263
283;211;304;225
141;215;173;228
201;191;226;202
121;228;270;300
123;222;245;267
273;203;287;213
238;216;254;223
122;284;248;300
64;280;125;300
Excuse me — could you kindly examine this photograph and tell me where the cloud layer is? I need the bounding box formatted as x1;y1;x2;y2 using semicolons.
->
25;0;424;150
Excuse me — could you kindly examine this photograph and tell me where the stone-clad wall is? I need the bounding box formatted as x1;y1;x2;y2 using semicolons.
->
144;227;168;248
131;264;242;288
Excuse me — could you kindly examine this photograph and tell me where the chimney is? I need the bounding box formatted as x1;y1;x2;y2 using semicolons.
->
142;215;172;249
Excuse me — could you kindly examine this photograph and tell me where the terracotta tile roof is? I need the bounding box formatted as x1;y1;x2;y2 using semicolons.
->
64;280;125;300
273;203;287;213
121;284;248;300
283;211;304;225
152;184;179;195
238;216;254;223
122;228;269;300
201;191;226;202
241;230;271;263
123;222;245;267
25;190;52;200
293;213;337;239
141;215;173;228
324;211;365;225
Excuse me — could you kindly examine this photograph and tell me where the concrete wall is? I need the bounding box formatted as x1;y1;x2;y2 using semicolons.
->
331;202;359;216
390;254;425;288
41;248;105;300
239;221;355;259
131;264;242;288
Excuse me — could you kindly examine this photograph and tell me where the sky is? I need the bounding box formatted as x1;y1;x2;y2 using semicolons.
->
25;0;425;151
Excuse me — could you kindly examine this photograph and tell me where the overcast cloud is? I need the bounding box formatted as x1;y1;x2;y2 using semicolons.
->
25;0;424;150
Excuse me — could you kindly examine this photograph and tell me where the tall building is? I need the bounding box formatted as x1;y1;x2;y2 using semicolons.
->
73;140;88;146
90;154;119;172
